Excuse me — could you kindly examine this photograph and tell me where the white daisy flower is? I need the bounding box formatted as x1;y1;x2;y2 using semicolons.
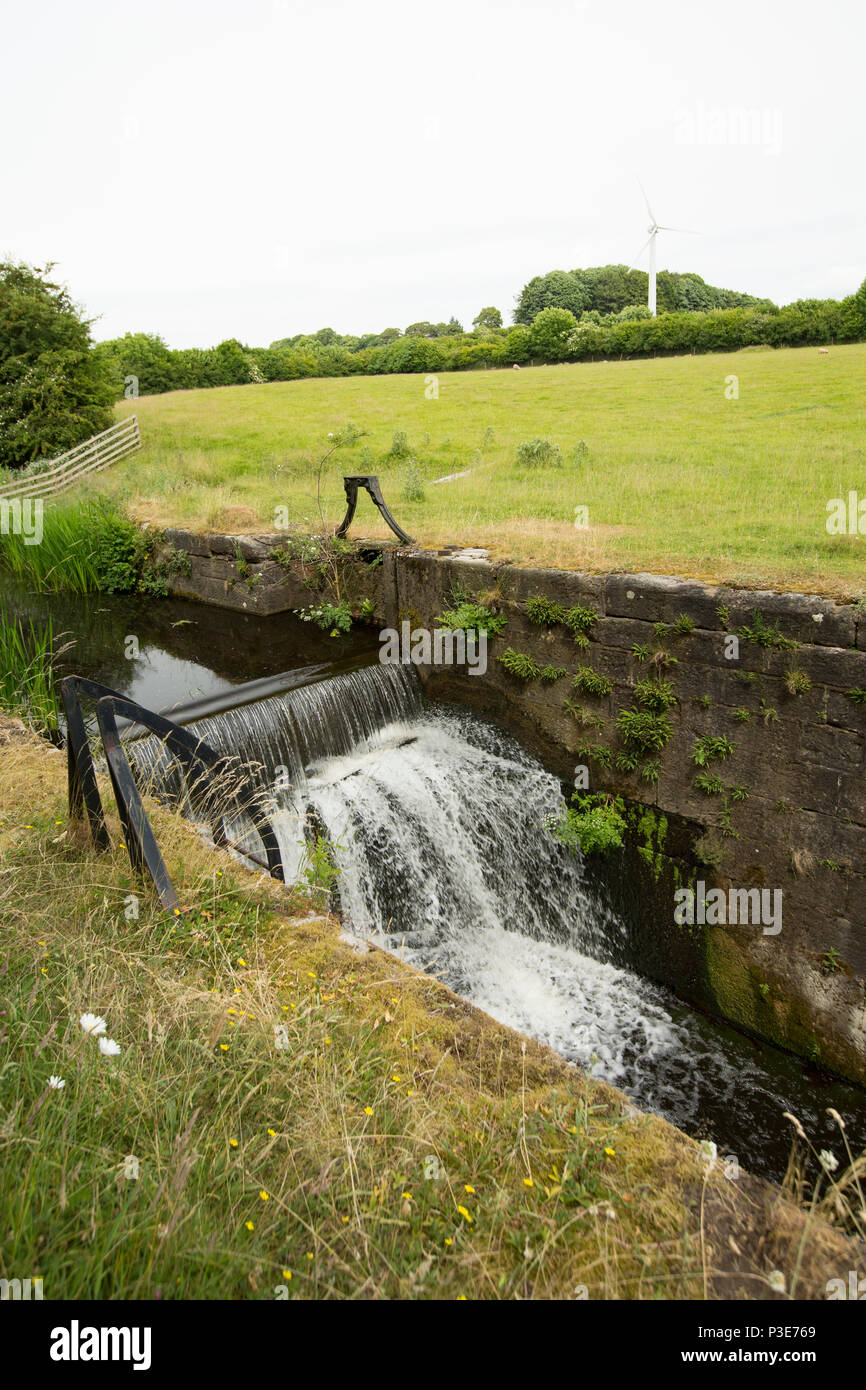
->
47;1075;66;1090
819;1149;839;1173
98;1037;121;1057
79;1012;107;1037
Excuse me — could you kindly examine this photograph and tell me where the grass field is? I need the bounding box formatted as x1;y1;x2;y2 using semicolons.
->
87;343;866;598
1;715;859;1300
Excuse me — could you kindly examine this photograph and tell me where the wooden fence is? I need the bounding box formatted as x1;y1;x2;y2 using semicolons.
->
0;416;141;501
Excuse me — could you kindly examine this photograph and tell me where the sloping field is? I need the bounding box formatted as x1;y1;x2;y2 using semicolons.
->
95;343;866;596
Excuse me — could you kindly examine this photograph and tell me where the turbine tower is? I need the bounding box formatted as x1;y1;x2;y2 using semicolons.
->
630;184;699;316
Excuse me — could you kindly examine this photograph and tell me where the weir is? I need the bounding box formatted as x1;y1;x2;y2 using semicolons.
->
125;658;866;1180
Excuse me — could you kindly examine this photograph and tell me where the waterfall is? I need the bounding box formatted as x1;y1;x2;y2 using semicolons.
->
128;660;864;1176
127;660;423;881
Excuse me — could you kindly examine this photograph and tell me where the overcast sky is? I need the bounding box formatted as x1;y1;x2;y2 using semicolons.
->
3;0;863;348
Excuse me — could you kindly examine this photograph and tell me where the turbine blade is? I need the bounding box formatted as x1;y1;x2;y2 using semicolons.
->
637;177;656;225
627;236;653;272
656;225;702;235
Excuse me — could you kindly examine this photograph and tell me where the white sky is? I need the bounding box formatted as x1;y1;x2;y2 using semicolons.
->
3;0;864;348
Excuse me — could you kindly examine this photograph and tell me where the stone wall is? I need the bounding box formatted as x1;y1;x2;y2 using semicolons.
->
160;528;866;1084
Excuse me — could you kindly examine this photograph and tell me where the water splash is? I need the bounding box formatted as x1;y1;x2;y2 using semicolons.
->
130;662;865;1176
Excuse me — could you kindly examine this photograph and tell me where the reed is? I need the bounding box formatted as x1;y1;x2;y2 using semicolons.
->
0;611;69;734
0;497;143;593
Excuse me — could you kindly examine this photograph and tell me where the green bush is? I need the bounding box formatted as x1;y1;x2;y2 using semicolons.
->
516;437;561;469
402;459;425;502
548;793;626;856
529;306;578;360
297;600;354;635
0;497;155;594
387;430;411;459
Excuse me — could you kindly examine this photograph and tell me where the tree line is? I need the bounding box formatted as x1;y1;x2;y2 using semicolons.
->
92;276;866;401
2;259;865;471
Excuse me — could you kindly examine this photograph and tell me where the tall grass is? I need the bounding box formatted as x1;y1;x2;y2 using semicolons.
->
0;612;69;735
0;497;143;593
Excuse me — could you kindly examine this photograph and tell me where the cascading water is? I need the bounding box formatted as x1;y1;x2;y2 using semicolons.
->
130;660;864;1179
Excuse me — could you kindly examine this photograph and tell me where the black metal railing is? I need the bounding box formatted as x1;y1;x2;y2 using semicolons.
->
60;675;284;914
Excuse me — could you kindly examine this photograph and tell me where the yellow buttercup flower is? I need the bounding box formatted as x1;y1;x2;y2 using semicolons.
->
364;1106;373;1116
219;1044;229;1051
282;1269;292;1280
457;1205;472;1222
523;1178;534;1188
268;1128;276;1137
259;1190;269;1201
229;1139;239;1148
464;1184;475;1194
604;1147;616;1157
245;1221;254;1231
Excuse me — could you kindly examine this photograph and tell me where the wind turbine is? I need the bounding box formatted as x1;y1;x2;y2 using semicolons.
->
630;183;700;316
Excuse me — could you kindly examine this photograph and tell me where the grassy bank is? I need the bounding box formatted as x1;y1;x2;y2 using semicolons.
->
0;714;859;1300
80;343;866;598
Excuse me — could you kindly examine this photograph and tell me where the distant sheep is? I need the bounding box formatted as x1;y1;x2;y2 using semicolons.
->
819;347;829;355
